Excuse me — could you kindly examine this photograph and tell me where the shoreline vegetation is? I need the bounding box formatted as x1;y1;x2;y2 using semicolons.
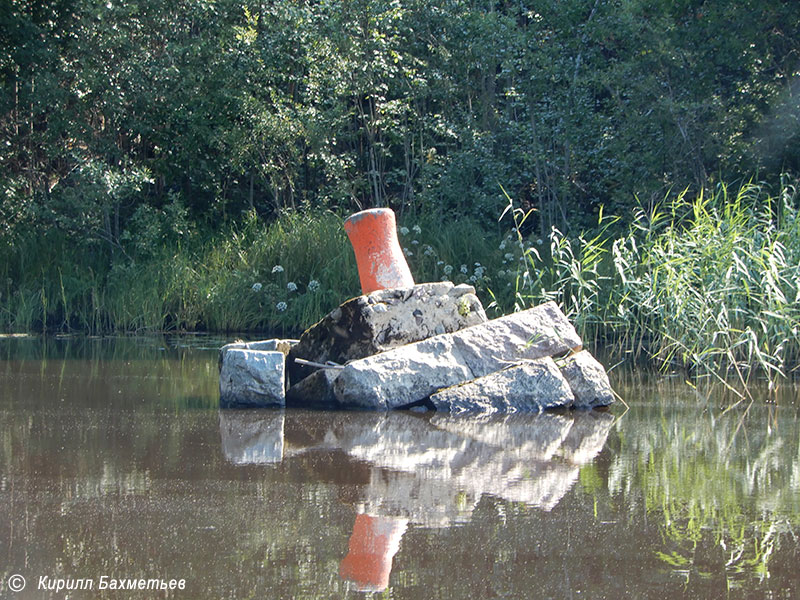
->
2;180;799;390
3;1;799;391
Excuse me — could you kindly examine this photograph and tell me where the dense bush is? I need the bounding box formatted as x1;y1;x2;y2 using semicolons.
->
2;0;799;241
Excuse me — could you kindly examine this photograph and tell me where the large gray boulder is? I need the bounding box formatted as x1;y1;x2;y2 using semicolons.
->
559;350;615;409
427;358;575;414
451;301;582;376
219;349;286;408
332;336;473;410
331;302;581;409
287;282;485;385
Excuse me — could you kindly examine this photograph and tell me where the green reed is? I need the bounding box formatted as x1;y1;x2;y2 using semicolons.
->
506;180;800;389
2;179;798;389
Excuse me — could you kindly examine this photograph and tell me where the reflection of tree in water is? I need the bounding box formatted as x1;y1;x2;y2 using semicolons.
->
220;409;615;591
605;401;800;592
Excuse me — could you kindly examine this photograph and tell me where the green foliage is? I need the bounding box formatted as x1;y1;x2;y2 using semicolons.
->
2;0;800;382
3;178;800;388
2;0;799;242
504;179;800;388
0;210;359;334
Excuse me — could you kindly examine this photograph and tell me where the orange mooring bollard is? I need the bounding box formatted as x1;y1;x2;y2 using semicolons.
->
339;513;408;592
344;208;414;294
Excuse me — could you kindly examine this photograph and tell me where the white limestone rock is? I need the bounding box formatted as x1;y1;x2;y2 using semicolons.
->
558;350;615;409
219;349;286;408
333;336;473;410
451;301;582;377
427;358;575;414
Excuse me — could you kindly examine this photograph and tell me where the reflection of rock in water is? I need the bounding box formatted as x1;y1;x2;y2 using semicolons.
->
218;410;284;465
560;411;615;465
327;413;586;525
430;412;575;461
288;411;613;526
220;409;614;525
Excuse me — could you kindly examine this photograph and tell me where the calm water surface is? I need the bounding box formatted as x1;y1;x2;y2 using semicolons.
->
1;336;798;599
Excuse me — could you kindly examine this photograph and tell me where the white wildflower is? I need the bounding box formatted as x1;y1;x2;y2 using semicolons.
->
411;239;419;245
272;265;284;274
499;241;506;251
436;260;444;266
474;266;485;278
287;282;297;292
412;224;422;235
443;264;453;275
469;275;477;283
423;245;434;257
504;253;514;262
460;264;468;274
403;247;414;257
276;301;287;312
399;226;410;236
308;280;320;292
251;282;262;292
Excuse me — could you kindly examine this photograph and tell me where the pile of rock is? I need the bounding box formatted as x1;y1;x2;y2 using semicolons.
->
219;281;614;413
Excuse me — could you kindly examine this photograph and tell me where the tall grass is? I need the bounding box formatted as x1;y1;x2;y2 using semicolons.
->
0;211;357;335
2;179;798;390
506;180;800;389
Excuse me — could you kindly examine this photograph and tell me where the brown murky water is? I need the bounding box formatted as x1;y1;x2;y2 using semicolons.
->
1;336;798;599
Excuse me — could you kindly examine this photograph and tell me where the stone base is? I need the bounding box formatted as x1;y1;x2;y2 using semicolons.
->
330;301;583;410
220;292;615;414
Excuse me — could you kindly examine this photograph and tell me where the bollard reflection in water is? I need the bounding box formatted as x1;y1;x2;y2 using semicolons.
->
219;408;615;592
339;514;408;592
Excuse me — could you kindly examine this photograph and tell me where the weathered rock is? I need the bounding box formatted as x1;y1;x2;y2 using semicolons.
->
451;301;582;377
219;349;285;408
219;410;284;464
219;338;297;370
286;368;340;408
428;358;575;414
332;302;581;410
559;350;615;408
287;282;485;385
333;336;473;410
